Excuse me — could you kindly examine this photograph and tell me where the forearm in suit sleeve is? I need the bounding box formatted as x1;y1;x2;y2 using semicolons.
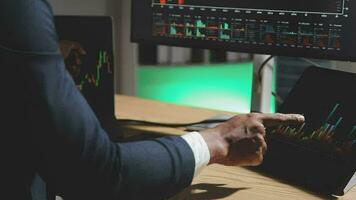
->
0;0;195;199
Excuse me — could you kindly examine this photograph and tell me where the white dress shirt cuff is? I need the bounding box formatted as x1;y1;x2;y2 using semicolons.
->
181;132;211;177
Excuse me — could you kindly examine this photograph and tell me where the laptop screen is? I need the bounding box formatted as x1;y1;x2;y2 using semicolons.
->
261;67;356;195
54;16;115;133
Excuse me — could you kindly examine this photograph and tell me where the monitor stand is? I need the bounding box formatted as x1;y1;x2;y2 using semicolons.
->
251;54;275;113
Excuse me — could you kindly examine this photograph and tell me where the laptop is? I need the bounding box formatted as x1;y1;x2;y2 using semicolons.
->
260;67;356;196
54;16;117;136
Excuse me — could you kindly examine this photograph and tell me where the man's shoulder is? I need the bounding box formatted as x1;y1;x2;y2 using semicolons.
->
0;0;59;55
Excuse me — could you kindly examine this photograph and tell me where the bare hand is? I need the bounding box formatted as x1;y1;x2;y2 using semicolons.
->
200;113;305;166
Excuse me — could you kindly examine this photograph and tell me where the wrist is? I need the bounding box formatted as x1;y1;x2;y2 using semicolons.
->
200;128;229;165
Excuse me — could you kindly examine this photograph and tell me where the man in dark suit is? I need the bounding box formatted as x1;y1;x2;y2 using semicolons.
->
0;0;304;199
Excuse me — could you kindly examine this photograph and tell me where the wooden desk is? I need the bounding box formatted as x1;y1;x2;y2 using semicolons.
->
115;95;235;136
173;165;356;200
115;95;356;200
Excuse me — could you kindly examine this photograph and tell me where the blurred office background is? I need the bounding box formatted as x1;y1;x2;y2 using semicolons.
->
48;0;356;114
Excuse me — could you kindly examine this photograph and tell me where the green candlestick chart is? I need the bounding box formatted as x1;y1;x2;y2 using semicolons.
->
78;50;112;90
271;103;356;153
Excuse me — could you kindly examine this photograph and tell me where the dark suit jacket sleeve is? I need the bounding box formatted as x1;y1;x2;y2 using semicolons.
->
0;0;195;199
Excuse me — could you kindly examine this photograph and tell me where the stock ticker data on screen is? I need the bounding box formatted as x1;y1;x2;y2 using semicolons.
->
64;49;113;91
152;0;345;49
55;16;114;119
132;0;356;60
265;68;356;163
55;16;113;93
271;103;356;158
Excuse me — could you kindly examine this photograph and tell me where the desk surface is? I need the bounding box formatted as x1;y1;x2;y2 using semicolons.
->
115;95;356;200
115;95;235;136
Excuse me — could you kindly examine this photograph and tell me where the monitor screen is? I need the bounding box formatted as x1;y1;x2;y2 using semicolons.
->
131;0;356;61
54;16;115;131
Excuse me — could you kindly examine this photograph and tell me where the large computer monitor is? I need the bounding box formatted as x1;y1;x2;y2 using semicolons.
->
131;0;356;61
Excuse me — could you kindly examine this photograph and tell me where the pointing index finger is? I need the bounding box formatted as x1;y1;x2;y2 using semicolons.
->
256;113;305;127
